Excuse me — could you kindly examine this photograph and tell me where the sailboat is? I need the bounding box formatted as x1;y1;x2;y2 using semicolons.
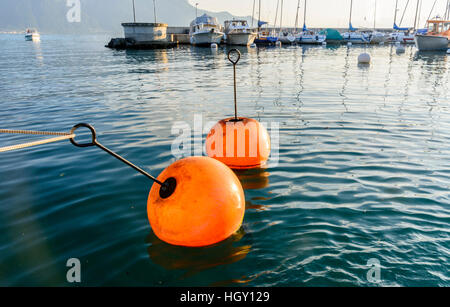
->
254;0;279;45
277;0;296;44
389;0;415;44
369;0;388;44
296;0;326;44
342;0;369;43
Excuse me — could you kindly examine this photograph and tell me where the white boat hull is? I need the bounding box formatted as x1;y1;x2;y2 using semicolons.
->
415;34;449;51
278;34;296;44
25;33;40;41
369;33;387;44
342;32;369;44
297;34;326;44
190;31;223;46
389;32;415;44
226;33;256;46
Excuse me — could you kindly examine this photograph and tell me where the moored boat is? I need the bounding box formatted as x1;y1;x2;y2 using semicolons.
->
25;28;40;41
189;14;224;46
254;30;279;45
297;27;326;44
278;32;296;44
254;0;278;45
295;0;325;44
369;31;388;44
224;20;256;46
342;26;369;44
389;28;416;44
320;28;343;44
415;18;450;51
342;0;369;44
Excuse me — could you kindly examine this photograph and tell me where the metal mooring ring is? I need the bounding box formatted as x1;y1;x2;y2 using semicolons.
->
70;123;97;148
228;49;241;65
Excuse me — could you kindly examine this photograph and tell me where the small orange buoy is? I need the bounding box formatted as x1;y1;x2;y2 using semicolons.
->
147;156;245;247
206;49;271;169
206;117;270;169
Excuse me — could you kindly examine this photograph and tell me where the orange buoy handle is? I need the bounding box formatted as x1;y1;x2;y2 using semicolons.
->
70;123;170;191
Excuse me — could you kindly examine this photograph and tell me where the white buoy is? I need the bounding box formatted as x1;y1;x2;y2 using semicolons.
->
347;42;352;46
276;41;282;47
447;49;450;54
358;53;371;64
211;43;218;49
250;43;257;48
396;45;405;54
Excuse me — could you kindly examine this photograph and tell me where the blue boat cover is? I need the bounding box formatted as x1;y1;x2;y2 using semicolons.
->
349;22;357;31
258;21;268;27
416;28;428;34
393;23;409;31
190;14;219;27
303;23;308;32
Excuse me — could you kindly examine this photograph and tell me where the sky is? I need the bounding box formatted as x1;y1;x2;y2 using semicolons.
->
188;0;449;28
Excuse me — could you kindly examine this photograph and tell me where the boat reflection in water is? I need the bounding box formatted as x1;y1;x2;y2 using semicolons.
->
125;49;169;64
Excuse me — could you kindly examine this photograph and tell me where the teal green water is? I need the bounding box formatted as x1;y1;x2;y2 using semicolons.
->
0;34;449;286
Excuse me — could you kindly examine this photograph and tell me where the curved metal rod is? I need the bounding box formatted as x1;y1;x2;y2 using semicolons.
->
228;49;241;121
70;123;164;185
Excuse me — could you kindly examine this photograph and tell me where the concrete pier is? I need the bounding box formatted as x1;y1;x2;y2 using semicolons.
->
106;22;178;49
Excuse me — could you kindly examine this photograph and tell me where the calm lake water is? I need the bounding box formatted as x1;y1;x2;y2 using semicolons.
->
0;34;449;286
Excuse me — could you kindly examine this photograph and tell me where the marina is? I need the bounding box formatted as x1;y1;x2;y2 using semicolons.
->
105;0;449;50
1;0;450;289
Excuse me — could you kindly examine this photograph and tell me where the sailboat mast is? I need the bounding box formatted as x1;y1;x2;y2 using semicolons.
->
304;0;307;28
445;0;447;20
413;0;420;30
446;0;450;20
294;0;301;32
252;0;256;27
399;0;410;26
425;0;437;27
132;0;136;23
374;0;377;29
258;0;261;31
274;0;279;31
153;0;157;23
445;0;448;20
393;0;398;25
349;0;353;27
280;0;284;32
417;0;422;27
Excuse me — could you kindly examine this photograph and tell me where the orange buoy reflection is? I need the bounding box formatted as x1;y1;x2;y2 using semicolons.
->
234;168;270;190
147;156;245;247
146;227;250;273
206;117;271;169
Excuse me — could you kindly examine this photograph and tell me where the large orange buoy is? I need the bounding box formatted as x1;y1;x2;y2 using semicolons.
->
206;117;270;169
206;49;271;169
147;156;245;247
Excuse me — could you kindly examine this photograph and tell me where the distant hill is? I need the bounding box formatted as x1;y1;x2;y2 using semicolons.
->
0;0;252;35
